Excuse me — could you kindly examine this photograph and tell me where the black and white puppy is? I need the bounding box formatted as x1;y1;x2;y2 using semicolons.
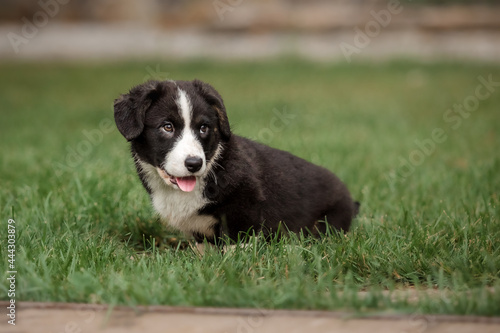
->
114;79;359;244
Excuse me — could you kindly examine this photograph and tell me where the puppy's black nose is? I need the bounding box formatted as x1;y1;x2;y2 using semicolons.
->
184;156;203;173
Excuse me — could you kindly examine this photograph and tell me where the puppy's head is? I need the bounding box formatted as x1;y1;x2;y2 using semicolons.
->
114;79;230;192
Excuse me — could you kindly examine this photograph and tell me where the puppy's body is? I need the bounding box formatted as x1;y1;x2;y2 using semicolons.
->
114;79;358;244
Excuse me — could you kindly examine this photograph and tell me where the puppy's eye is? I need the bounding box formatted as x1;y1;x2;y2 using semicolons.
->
162;123;174;133
200;124;209;134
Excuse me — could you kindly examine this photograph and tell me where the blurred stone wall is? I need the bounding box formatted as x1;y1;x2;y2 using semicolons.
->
1;0;499;31
1;0;498;61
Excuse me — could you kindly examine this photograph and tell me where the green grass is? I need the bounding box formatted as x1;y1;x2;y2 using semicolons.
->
0;59;499;316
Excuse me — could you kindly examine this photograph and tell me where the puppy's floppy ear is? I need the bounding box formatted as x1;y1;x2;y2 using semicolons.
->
192;79;231;140
114;80;162;141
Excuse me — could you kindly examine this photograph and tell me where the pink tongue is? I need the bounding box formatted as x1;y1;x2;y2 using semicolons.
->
176;176;197;192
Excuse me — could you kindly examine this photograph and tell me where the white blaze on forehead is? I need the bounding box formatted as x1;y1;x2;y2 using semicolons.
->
164;88;206;177
177;88;192;127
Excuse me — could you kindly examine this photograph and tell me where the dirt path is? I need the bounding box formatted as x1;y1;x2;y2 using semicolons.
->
2;302;500;333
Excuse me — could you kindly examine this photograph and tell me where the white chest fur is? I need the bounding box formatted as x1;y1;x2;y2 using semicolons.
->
138;161;217;237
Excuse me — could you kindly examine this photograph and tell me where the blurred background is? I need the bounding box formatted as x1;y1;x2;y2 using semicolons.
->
1;0;500;316
1;0;499;62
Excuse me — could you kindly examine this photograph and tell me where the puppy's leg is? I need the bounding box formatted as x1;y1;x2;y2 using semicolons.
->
321;197;356;234
195;242;207;255
222;241;256;253
194;241;254;255
193;242;218;255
